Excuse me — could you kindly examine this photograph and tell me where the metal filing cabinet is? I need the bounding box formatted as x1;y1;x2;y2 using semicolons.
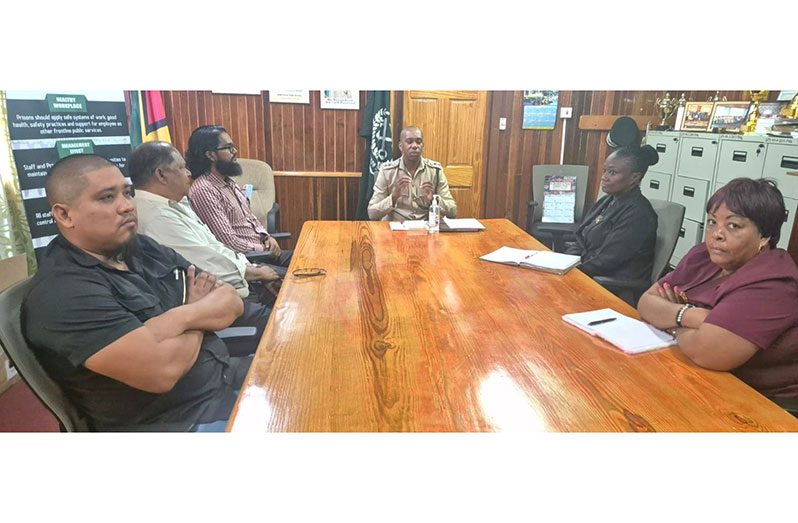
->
716;136;766;184
641;130;679;201
645;131;798;267
676;134;719;182
669;133;718;264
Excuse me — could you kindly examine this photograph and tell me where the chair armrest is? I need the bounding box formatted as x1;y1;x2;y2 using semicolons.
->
526;201;539;233
216;327;257;339
270;232;292;241
105;421;197;432
266;202;280;233
592;276;650;292
243;251;275;264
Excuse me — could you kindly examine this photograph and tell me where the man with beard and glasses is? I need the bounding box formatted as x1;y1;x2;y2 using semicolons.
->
185;125;293;273
23;154;255;431
367;126;457;222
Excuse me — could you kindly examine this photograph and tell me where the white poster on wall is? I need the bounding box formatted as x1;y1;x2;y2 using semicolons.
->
320;90;359;110
270;90;310;104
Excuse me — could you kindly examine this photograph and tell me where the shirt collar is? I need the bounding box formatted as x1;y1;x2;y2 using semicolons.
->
136;189;193;215
54;234;144;272
204;170;234;187
135;189;171;205
398;156;426;176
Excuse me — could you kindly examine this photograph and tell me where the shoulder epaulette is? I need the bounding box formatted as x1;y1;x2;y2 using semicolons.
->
425;159;443;169
381;158;400;169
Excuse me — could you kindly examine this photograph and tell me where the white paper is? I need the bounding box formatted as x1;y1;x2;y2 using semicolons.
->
562;308;676;354
270;90;310;104
479;246;537;264
389;220;428;231
442;217;485;230
526;251;581;272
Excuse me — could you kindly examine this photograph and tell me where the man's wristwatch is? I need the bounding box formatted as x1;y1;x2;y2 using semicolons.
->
675;303;695;328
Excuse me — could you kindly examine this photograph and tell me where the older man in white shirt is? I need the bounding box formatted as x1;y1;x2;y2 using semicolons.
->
129;141;280;304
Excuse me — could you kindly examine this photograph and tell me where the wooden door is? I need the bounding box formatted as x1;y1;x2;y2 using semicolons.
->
403;91;488;218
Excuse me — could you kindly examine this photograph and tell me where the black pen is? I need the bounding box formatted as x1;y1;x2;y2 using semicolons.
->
588;317;617;326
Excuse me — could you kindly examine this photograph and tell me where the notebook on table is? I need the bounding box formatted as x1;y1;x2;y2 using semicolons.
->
440;217;486;232
480;246;581;275
389;220;428;231
562;308;676;354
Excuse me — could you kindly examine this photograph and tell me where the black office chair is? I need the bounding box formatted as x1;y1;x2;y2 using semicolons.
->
0;277;197;432
593;199;685;306
525;165;590;252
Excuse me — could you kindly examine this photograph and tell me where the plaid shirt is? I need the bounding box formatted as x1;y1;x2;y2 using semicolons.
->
187;171;269;253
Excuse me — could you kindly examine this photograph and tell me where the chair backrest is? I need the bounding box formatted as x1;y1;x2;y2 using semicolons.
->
531;165;589;223
236;158;276;228
648;199;686;282
0;277;91;432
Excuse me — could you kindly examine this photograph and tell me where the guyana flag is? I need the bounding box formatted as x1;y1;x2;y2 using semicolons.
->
126;90;171;147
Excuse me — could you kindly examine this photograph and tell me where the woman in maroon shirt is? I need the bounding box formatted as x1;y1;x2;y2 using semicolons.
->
638;178;798;399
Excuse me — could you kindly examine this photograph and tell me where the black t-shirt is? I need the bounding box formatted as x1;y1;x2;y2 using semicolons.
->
23;234;239;429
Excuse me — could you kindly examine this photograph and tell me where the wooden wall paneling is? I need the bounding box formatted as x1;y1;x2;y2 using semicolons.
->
323;106;336;171
302;99;315;172
482;91;506;219
335;113;346;172
271;102;286;169
266;91;274;163
290;104;303;171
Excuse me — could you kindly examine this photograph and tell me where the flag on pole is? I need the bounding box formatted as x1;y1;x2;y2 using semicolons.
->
356;91;392;220
126;90;172;148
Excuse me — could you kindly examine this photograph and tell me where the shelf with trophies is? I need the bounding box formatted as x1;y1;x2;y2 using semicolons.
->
642;91;798;267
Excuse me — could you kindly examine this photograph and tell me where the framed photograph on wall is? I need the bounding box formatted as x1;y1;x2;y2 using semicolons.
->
320;90;360;110
709;101;751;132
680;102;715;132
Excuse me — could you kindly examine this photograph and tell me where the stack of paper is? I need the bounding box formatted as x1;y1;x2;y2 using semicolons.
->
440;217;486;232
389;220;428;231
480;246;581;275
562;308;676;354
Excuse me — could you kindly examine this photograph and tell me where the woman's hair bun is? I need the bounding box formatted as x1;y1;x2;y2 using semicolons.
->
640;144;659;167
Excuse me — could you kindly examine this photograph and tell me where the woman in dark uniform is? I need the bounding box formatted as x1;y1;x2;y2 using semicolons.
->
565;145;659;291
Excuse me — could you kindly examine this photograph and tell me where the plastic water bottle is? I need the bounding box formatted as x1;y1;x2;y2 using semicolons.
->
243;184;254;201
428;195;441;234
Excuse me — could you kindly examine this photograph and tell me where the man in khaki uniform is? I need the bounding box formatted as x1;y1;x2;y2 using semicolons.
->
367;126;457;221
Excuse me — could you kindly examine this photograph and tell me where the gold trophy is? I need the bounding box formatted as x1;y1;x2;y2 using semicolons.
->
654;92;679;130
708;91;727;102
744;90;769;134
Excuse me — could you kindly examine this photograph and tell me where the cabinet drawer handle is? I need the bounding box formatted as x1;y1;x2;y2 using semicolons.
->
682;186;695;197
656;143;667;153
679;227;685;238
732;151;747;162
781;156;798;170
691;147;703;157
650;180;660;189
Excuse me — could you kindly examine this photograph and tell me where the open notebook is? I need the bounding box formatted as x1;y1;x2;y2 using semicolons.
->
480;246;581;275
562;308;676;354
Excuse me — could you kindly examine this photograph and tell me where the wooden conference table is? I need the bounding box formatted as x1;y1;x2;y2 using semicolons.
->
227;219;798;432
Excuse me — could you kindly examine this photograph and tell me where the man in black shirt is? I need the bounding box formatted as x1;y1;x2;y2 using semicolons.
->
23;154;252;430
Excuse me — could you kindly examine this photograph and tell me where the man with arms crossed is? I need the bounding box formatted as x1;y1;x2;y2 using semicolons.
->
24;155;251;430
130;141;280;308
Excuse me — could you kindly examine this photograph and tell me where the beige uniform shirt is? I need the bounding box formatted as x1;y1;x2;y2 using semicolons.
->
134;190;250;298
367;157;457;221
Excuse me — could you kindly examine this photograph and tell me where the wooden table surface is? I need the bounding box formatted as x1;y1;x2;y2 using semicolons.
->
227;219;798;432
